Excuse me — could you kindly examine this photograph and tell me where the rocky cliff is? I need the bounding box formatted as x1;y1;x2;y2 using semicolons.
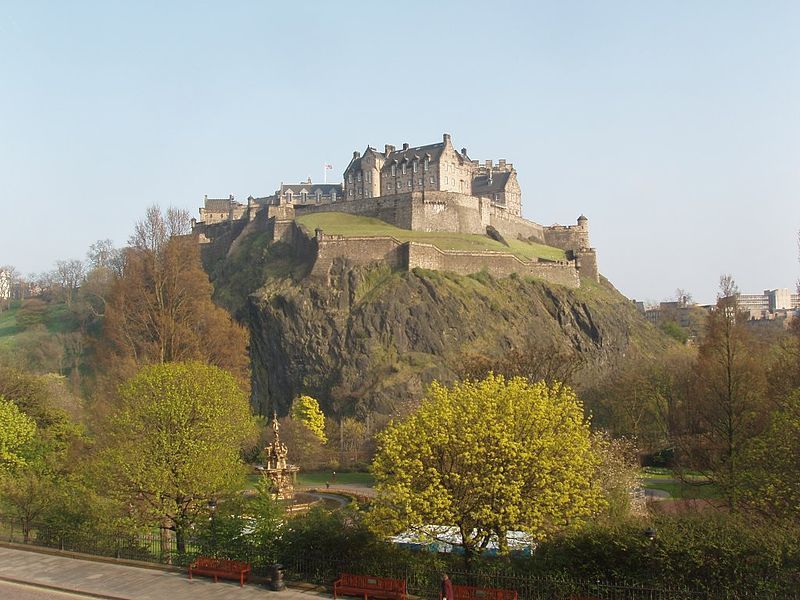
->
203;228;669;419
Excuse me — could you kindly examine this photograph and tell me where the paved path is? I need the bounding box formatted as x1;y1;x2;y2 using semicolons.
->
0;579;92;599
0;546;330;600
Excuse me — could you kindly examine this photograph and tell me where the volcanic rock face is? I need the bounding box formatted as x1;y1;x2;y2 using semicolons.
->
239;251;666;419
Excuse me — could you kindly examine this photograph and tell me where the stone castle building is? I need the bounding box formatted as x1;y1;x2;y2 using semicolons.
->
193;134;599;287
341;134;521;216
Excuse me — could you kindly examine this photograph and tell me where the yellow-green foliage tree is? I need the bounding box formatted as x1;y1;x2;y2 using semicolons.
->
291;395;327;443
0;396;36;472
97;362;256;553
369;374;604;558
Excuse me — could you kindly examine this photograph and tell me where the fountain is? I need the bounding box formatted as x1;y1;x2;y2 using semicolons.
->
260;413;301;500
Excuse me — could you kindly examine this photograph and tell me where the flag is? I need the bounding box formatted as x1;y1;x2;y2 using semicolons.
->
324;164;333;170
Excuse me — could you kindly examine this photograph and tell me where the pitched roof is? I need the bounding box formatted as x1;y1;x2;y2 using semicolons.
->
472;171;512;195
280;183;342;194
203;199;233;212
383;142;445;166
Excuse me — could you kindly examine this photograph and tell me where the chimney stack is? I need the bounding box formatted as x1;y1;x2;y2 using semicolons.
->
485;160;492;169
443;133;451;144
384;144;395;156
498;159;506;169
353;150;361;159
402;143;409;150
461;148;468;156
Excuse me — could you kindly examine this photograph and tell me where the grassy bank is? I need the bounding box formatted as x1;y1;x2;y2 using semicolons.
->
296;212;566;262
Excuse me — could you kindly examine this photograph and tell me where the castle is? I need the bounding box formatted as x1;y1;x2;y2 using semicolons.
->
193;134;598;287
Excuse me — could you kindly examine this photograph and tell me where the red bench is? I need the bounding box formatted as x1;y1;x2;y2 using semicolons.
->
188;557;251;587
441;584;518;600
334;573;407;600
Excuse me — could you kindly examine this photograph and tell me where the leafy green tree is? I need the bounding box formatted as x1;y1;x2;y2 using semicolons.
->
369;374;604;558
96;362;256;554
0;396;36;471
291;395;327;443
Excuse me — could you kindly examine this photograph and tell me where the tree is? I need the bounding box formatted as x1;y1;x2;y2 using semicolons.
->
53;259;86;308
0;396;36;472
290;395;327;443
739;391;800;521
96;362;256;554
98;206;249;387
369;374;604;559
458;341;583;388
683;275;768;507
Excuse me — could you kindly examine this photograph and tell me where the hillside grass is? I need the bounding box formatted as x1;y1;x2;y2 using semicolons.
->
295;212;566;262
0;306;23;350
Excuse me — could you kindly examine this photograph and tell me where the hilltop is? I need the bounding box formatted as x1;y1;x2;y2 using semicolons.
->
202;224;669;418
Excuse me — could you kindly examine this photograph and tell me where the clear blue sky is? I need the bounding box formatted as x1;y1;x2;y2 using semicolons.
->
1;1;798;304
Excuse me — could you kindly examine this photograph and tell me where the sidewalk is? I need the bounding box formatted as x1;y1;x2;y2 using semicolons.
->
0;545;331;600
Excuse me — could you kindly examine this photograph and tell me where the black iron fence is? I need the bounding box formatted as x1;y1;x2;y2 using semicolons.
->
0;516;796;600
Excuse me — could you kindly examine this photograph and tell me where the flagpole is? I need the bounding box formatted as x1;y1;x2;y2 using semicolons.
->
323;164;327;184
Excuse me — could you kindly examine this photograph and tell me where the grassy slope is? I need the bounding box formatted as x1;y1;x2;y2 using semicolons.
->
295;212;566;262
0;306;23;350
0;302;80;353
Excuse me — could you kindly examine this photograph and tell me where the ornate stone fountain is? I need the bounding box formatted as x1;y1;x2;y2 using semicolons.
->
261;413;300;500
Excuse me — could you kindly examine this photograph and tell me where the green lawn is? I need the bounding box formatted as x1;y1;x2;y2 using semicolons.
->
295;213;566;262
0;306;23;349
642;468;721;500
297;470;374;487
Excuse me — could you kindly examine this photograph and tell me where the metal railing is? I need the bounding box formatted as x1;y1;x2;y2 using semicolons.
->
0;516;796;599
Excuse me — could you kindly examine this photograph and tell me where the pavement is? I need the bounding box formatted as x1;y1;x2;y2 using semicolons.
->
0;545;331;600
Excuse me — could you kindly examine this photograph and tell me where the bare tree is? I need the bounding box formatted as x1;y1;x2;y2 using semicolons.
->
53;260;86;308
129;205;190;255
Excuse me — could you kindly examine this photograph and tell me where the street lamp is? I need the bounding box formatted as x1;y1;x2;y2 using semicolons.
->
207;498;218;555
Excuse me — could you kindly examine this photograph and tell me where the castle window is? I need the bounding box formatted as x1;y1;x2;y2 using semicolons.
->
407;181;412;188
391;164;396;176
424;157;429;171
348;174;353;184
413;160;418;173
418;178;423;185
430;176;435;184
316;190;322;203
357;173;361;182
366;171;371;183
402;163;406;175
396;182;401;189
331;191;336;202
301;192;307;202
349;189;353;196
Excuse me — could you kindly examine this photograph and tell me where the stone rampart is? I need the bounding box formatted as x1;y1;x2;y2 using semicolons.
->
544;224;589;252
310;234;406;282
405;243;580;287
294;191;546;242
304;230;580;288
295;194;413;229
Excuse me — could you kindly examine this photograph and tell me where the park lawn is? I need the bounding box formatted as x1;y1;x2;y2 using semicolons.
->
642;468;721;500
645;480;721;500
295;212;566;262
297;470;374;487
